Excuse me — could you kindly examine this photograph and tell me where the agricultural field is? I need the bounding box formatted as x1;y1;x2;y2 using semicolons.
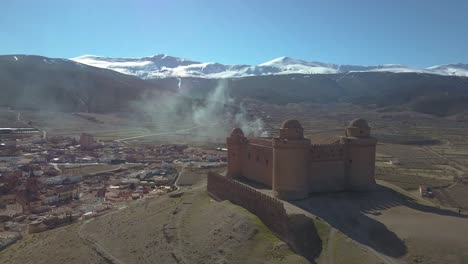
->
377;144;449;170
444;184;468;209
375;167;452;191
374;138;468;210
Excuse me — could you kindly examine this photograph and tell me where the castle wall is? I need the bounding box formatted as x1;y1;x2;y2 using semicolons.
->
309;144;344;161
344;138;377;190
239;140;273;187
308;144;346;192
226;121;377;200
207;172;288;237
272;138;310;200
308;161;345;192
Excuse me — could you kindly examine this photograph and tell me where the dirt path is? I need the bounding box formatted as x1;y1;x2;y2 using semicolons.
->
174;164;188;190
325;228;337;264
78;211;127;264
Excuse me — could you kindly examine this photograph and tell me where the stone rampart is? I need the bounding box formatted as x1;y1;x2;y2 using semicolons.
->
207;172;288;237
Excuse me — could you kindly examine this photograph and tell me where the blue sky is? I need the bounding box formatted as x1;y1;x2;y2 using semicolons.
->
1;0;467;67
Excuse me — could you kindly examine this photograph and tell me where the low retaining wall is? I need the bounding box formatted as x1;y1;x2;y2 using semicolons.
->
207;172;288;237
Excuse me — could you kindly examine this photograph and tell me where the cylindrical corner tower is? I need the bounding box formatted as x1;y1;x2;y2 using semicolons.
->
341;118;377;190
272;120;310;200
227;128;245;179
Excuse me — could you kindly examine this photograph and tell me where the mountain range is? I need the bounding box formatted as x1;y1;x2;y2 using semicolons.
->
2;54;468;118
72;54;468;79
0;55;168;113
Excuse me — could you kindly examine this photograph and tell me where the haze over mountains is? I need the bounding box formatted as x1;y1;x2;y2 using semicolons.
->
72;54;468;79
2;54;468;118
0;55;169;113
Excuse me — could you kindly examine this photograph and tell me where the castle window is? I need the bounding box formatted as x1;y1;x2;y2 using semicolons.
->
265;159;269;165
256;155;260;162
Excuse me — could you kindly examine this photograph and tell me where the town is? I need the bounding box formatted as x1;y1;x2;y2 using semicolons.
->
0;129;227;249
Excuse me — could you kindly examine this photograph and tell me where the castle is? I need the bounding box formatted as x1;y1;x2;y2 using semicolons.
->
226;118;377;200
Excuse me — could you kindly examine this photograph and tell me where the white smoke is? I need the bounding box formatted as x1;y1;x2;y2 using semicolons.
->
192;79;265;137
130;79;265;142
176;77;182;91
234;104;266;136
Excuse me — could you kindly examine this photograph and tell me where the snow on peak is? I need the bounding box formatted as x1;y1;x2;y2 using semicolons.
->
427;64;468;77
70;54;468;79
260;56;326;67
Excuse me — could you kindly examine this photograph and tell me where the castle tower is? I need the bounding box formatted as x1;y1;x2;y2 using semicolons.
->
227;128;245;179
341;118;377;190
272;120;310;200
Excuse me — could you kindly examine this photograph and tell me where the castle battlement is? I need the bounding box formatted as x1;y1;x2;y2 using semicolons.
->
309;144;345;161
247;138;273;147
227;119;377;200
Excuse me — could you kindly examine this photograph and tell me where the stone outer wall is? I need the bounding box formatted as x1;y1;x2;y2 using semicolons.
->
207;172;288;237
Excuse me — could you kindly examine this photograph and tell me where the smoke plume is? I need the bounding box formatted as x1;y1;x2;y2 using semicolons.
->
131;79;265;142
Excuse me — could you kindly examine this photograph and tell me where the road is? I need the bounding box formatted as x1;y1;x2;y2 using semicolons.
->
325;228;337;264
49;163;62;172
115;125;204;142
115;120;223;142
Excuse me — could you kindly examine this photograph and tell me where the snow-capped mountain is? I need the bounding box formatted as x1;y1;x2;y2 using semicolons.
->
427;64;468;77
71;54;468;79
